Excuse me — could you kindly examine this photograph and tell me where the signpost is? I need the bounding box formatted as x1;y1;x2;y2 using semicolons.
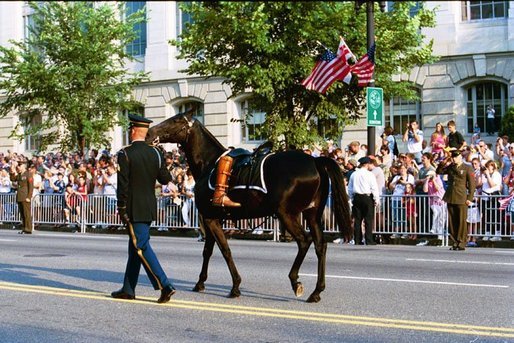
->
366;86;383;127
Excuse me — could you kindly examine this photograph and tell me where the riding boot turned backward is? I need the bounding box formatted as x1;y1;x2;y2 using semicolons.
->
212;155;241;207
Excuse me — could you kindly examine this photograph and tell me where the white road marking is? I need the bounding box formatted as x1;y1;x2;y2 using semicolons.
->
494;250;514;254
0;239;16;242
406;258;514;266
299;273;509;289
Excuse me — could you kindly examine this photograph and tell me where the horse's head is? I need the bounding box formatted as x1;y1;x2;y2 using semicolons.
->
146;108;196;145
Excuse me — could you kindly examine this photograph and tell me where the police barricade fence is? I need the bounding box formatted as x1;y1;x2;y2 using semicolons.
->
5;193;514;242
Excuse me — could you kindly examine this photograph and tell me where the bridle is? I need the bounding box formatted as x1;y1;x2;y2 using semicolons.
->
151;115;195;147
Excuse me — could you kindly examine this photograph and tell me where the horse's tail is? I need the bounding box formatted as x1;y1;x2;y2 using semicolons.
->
315;157;352;240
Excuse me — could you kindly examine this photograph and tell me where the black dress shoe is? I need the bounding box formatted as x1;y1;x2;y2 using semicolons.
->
157;286;176;304
111;289;135;300
18;230;32;235
455;246;465;251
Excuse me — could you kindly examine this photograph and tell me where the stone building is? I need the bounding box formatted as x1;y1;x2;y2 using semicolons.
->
0;1;513;155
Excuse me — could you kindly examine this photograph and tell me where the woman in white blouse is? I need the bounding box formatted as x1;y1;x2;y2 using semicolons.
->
478;160;502;241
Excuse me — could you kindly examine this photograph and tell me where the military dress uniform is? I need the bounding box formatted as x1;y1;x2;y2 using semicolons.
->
436;153;476;250
113;114;175;302
11;167;34;234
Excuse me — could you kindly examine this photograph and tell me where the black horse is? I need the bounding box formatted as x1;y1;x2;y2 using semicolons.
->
146;110;351;303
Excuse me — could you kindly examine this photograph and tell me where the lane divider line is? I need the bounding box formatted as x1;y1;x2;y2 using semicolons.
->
300;273;509;289
0;281;513;338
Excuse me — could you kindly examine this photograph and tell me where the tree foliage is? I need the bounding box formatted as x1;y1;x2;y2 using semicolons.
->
0;1;148;153
499;105;514;141
172;1;437;149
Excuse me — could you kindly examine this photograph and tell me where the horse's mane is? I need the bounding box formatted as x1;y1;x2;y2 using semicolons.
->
194;119;226;152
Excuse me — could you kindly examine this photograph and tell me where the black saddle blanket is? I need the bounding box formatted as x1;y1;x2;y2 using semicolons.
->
208;152;274;194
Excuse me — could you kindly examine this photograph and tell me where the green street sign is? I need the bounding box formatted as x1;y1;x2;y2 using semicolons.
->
366;87;383;127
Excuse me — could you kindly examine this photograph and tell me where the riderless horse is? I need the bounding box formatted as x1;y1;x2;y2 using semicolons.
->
146;110;351;302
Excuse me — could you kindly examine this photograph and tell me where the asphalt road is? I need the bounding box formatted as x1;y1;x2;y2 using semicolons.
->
0;229;513;343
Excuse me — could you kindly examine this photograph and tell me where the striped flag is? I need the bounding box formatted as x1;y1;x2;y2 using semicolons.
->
351;43;376;87
302;38;353;94
499;194;514;211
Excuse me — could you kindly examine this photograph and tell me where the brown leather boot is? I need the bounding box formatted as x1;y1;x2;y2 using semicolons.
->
212;155;241;207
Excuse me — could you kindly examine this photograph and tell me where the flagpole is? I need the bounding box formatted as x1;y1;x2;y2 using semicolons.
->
355;1;385;156
366;1;376;156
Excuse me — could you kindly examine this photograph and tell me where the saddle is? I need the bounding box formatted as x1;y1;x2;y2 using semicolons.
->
209;141;274;194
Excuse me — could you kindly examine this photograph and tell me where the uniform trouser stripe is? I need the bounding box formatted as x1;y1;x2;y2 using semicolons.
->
127;222;163;290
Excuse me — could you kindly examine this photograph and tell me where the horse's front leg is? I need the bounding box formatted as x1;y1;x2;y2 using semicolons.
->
192;221;215;293
206;218;242;298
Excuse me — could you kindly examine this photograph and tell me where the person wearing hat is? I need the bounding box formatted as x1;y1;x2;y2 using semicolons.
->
436;149;476;250
112;113;177;303
9;160;34;234
347;156;380;245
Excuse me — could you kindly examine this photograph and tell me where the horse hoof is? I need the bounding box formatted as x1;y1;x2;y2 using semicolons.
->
228;290;240;298
306;293;321;303
192;284;205;293
294;282;304;297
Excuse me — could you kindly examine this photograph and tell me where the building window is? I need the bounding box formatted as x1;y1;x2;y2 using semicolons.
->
241;100;266;143
384;93;421;134
176;2;194;39
178;101;204;125
23;114;42;152
466;82;508;134
125;1;147;57
387;1;422;16
461;1;509;21
122;107;145;146
316;116;338;140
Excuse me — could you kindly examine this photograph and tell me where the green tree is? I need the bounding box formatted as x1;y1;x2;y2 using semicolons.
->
499;105;514;140
0;1;147;153
173;1;437;149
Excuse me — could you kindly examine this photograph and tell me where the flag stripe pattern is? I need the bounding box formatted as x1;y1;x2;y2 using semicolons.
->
351;43;376;87
499;194;514;211
302;39;353;94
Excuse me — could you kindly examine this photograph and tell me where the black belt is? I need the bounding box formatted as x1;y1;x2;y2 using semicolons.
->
355;193;372;197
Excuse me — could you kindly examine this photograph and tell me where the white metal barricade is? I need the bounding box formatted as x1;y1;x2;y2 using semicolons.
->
4;192;511;243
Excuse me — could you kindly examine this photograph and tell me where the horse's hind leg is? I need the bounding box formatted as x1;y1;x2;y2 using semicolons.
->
192;216;215;293
303;209;327;303
279;212;312;298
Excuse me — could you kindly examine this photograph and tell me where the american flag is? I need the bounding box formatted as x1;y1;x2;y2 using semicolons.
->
351;43;376;87
499;193;514;211
302;38;353;94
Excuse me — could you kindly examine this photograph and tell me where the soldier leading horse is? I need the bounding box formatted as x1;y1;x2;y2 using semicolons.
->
146;110;351;302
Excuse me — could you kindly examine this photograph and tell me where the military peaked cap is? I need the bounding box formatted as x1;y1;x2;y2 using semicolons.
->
128;114;152;128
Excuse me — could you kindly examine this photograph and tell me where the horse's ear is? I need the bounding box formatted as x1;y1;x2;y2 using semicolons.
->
184;105;197;120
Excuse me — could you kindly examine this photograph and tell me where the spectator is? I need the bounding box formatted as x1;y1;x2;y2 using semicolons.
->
423;170;446;239
496;136;512;195
479;160;502;241
0;168;11;194
476;140;494;167
63;184;81;228
378;145;393;169
486;105;495;135
402;120;423;164
181;169;196;229
389;163;415;237
402;183;417;240
471;122;481;145
381;126;398;159
346;141;365;163
430;122;446;162
446;120;466;150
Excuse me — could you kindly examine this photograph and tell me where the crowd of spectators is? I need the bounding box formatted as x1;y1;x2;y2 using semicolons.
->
0;147;197;232
304;120;514;246
1;119;514;246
